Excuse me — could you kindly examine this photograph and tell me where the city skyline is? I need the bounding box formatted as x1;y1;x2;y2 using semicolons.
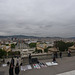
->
0;0;75;37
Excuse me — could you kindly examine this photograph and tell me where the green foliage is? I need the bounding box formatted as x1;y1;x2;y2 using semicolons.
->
65;42;74;50
11;44;15;48
44;46;52;53
37;49;42;53
6;44;9;46
35;48;38;52
29;43;36;48
47;46;52;48
0;49;7;58
44;48;48;52
54;41;74;51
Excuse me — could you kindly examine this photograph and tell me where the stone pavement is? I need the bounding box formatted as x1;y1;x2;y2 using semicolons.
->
0;71;4;75
57;70;75;75
0;56;75;75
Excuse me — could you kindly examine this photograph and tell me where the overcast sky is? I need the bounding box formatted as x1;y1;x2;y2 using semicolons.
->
0;0;75;37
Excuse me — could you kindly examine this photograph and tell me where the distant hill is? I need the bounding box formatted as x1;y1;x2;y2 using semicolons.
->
69;37;75;39
0;35;63;39
1;35;74;39
0;35;38;38
46;37;62;39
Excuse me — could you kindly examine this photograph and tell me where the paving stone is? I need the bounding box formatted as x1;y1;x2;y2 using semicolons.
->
0;56;75;75
0;71;4;75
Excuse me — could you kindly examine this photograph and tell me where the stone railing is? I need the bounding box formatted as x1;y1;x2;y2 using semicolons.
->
30;51;75;60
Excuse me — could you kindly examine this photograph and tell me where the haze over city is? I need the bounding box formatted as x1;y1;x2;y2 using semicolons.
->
0;0;75;37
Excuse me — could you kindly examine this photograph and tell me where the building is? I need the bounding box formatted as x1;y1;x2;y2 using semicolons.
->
0;45;11;52
48;47;59;53
21;48;35;57
36;42;54;53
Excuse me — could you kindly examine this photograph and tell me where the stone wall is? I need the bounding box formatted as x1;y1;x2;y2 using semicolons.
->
31;51;75;60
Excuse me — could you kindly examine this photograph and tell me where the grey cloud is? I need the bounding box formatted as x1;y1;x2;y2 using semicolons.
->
0;0;75;37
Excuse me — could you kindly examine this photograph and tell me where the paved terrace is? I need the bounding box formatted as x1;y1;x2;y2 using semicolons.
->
0;56;75;75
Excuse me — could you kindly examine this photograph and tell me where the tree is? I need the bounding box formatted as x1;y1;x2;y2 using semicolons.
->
0;49;7;58
34;48;38;53
34;48;42;53
44;46;52;53
6;44;9;46
37;49;42;53
65;42;74;50
29;43;36;48
54;41;74;51
11;44;16;48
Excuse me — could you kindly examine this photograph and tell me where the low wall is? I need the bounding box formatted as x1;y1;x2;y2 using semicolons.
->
2;51;75;65
31;51;75;60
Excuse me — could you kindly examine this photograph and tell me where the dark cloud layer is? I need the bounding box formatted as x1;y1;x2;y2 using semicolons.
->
0;0;75;37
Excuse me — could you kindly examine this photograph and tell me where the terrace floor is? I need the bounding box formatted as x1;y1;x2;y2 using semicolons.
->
0;56;75;75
